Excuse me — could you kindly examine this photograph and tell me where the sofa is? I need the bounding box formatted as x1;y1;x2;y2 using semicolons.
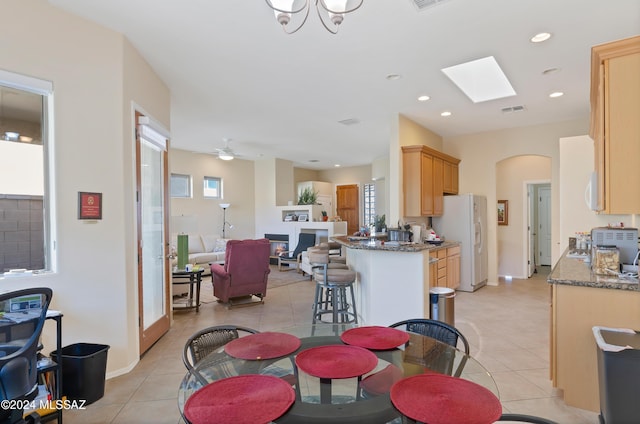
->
172;234;227;276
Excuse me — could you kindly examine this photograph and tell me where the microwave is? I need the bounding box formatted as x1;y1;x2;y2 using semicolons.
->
591;227;639;265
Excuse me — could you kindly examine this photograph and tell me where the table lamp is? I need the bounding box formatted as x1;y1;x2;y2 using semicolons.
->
172;215;197;269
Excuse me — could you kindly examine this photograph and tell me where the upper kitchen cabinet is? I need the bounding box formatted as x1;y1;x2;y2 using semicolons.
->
590;35;640;214
402;145;460;217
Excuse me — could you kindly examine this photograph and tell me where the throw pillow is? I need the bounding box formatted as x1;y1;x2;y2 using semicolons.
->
214;238;229;252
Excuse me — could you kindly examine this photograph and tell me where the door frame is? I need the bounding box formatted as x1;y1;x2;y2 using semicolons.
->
523;180;551;278
135;110;171;355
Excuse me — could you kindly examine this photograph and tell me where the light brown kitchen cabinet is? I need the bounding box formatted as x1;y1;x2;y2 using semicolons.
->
446;246;460;290
590;35;640;214
429;245;460;290
402;145;460;217
433;157;444;215
443;160;459;194
551;283;640;411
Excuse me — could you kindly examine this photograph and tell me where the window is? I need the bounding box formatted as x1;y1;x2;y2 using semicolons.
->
363;183;376;226
203;176;222;199
0;70;54;273
170;173;191;198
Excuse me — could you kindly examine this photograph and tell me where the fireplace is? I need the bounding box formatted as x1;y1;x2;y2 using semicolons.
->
265;234;289;265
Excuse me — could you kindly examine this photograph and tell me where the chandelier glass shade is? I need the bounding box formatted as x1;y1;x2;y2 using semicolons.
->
265;0;364;34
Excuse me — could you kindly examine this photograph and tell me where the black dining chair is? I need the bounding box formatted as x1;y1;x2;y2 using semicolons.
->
278;233;316;272
496;413;559;423
389;318;470;355
182;325;260;374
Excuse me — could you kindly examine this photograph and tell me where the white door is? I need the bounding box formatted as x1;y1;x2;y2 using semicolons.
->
538;185;552;266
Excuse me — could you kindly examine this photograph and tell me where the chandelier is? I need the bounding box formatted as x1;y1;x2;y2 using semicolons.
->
265;0;364;34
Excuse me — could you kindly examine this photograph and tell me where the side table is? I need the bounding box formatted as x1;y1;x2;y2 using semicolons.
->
172;269;204;312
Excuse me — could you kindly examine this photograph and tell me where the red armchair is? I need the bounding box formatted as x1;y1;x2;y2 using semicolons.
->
210;238;271;307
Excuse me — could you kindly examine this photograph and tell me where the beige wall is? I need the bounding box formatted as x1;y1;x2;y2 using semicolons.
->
496;155;551;278
444;119;589;284
398;114;443;150
169;149;255;239
0;0;170;376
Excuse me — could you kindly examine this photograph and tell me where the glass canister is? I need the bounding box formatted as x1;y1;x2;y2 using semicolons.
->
593;246;620;275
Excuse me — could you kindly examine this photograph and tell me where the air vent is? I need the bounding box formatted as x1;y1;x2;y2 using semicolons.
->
338;118;360;126
501;105;526;113
411;0;452;11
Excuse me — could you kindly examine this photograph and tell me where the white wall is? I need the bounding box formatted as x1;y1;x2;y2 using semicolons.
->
444;119;588;284
496;155;551;278
559;135;631;247
0;0;170;376
169;149;255;240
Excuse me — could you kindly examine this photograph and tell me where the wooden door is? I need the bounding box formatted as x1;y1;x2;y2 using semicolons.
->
336;184;359;235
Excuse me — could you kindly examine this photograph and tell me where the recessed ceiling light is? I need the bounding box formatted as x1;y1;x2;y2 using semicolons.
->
385;74;402;81
418;95;430;102
531;32;552;43
441;56;516;103
441;111;452;117
549;91;564;98
334;164;341;167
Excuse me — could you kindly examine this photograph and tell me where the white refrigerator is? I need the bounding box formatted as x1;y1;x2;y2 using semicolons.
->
433;194;488;292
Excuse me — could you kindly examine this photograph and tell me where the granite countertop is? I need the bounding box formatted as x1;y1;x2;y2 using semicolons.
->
548;248;639;291
331;235;459;253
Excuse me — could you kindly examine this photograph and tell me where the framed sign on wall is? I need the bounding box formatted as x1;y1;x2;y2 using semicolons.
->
78;192;102;220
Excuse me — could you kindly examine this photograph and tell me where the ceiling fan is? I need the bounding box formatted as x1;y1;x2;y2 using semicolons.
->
214;138;237;161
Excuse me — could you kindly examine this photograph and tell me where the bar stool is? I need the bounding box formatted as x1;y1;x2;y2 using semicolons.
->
309;249;358;324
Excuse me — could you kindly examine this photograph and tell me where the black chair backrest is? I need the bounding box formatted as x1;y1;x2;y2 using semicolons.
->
389;318;470;355
497;413;559;423
0;287;53;403
182;325;259;370
292;233;316;257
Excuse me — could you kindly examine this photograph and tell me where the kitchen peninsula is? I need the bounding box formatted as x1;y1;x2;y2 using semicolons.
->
548;250;640;412
331;236;459;326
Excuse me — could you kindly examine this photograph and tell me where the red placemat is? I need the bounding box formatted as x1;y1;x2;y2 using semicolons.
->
184;374;295;424
224;332;301;360
340;326;410;350
295;344;378;379
390;374;502;424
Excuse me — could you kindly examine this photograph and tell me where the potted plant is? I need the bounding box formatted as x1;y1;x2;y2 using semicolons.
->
297;187;318;205
373;214;386;232
321;210;328;221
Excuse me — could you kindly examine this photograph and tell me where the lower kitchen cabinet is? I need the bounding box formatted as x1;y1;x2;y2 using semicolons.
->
429;245;460;290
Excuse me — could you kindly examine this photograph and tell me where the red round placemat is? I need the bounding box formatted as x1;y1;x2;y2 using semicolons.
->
390;374;502;424
224;332;301;360
184;374;295;424
295;344;378;379
340;326;410;350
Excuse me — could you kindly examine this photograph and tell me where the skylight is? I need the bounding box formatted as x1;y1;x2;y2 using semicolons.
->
441;56;516;103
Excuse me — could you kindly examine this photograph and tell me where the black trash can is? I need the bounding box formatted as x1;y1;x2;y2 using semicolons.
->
593;326;640;424
50;343;110;405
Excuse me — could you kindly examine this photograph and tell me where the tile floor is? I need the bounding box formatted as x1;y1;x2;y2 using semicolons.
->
61;265;600;423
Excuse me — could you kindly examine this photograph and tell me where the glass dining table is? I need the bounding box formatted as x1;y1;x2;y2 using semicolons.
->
177;324;499;424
